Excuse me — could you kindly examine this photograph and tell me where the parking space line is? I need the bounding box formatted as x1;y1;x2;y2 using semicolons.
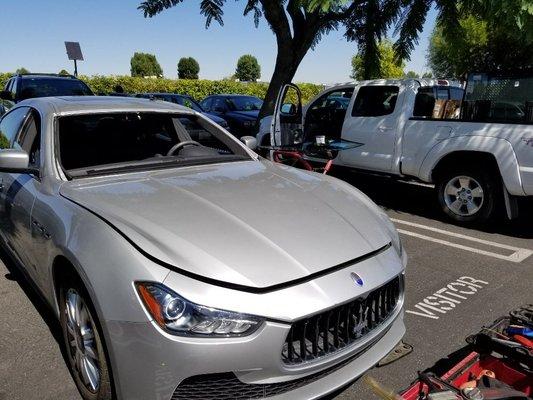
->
391;219;533;263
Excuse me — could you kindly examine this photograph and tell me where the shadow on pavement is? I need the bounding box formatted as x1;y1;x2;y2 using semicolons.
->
332;170;533;239
0;245;69;361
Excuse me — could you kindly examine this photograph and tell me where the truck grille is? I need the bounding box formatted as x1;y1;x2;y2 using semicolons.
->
282;276;402;365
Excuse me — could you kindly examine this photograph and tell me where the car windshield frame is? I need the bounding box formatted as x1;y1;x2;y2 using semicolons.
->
55;111;252;179
227;96;263;112
18;78;93;101
175;96;204;113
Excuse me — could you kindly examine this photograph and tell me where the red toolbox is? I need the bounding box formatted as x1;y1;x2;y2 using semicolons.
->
399;305;533;399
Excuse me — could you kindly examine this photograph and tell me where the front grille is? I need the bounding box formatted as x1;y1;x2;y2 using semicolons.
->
282;275;402;365
172;349;359;400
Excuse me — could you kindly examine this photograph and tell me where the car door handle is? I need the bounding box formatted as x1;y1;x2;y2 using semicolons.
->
377;126;393;132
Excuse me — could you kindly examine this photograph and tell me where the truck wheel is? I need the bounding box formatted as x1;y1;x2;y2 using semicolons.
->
59;276;113;400
436;167;499;223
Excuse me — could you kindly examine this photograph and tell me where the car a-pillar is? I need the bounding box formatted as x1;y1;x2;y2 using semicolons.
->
432;151;504;224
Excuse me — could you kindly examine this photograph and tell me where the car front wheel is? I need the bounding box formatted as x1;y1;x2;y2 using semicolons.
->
59;278;113;400
436;167;499;223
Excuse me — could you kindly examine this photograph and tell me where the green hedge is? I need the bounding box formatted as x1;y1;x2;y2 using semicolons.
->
0;73;323;104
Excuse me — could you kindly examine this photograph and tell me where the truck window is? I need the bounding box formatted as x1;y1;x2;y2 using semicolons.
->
352;86;399;117
413;86;464;120
462;74;532;124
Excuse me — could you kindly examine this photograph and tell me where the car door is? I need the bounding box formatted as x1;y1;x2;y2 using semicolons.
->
0;106;37;271
271;84;303;146
339;84;404;172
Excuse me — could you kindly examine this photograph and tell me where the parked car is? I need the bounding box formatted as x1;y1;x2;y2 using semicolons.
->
0;73;94;103
0;99;13;116
201;94;262;137
0;96;406;400
260;73;533;223
136;92;230;129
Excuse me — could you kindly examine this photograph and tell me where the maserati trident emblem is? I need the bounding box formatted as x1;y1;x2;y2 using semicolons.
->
350;272;364;287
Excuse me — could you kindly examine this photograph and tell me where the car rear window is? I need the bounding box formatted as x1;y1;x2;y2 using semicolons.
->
58;112;249;176
19;78;93;101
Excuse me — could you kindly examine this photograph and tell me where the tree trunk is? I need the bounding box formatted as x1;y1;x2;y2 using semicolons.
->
258;41;310;122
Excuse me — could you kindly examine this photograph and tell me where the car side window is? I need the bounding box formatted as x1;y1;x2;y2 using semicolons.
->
212;98;226;112
0;107;30;149
201;98;213;111
14;109;41;168
352;86;399;117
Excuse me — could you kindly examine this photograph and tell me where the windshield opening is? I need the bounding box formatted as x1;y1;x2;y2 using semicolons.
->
58;112;250;177
19;78;93;101
228;96;263;111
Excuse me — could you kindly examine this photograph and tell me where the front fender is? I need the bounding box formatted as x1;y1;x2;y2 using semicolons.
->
48;197;170;323
419;135;525;196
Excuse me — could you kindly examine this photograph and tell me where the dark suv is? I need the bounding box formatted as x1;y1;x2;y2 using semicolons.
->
0;73;94;104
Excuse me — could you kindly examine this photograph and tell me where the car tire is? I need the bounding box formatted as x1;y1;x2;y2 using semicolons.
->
59;275;113;400
436;166;500;224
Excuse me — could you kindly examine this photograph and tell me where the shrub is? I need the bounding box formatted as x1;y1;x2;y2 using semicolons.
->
130;52;163;78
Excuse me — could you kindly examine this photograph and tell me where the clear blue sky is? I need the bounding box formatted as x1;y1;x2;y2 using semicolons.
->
0;0;437;84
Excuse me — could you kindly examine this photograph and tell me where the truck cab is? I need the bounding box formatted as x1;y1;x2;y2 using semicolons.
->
266;73;533;223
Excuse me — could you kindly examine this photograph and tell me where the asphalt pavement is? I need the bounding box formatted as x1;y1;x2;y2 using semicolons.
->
1;172;533;400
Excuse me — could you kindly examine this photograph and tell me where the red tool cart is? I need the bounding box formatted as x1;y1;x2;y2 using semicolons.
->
400;305;533;400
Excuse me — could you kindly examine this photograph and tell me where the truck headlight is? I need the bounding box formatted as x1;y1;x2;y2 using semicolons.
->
136;282;263;337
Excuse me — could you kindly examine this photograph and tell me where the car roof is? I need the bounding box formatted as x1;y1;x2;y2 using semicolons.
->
18;96;192;115
16;74;80;80
206;94;259;98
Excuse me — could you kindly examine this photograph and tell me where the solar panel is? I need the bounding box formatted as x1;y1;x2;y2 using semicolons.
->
65;42;84;61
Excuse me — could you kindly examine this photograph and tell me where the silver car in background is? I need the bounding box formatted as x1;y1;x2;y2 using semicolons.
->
0;97;406;400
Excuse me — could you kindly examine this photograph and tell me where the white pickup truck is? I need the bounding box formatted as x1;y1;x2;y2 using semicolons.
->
258;73;533;224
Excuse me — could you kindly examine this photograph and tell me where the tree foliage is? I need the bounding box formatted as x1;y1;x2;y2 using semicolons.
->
59;69;70;75
422;71;433;78
235;54;261;81
15;67;29;74
404;70;419;78
178;57;200;79
351;39;404;80
428;11;533;78
130;52;163;78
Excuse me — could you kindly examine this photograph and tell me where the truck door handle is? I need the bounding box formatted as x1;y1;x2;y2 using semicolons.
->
378;126;393;132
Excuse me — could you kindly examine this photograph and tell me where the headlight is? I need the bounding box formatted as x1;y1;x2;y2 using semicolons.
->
136;282;263;337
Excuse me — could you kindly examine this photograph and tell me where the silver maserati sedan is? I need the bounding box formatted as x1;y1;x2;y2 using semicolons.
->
0;96;406;400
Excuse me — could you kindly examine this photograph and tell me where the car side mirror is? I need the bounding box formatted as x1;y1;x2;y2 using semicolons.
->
0;149;35;174
0;91;13;101
240;136;257;151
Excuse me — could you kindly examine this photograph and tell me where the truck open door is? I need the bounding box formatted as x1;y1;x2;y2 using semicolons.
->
270;84;303;147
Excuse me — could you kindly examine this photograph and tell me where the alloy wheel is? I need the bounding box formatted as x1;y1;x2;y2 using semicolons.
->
443;175;484;217
65;289;101;393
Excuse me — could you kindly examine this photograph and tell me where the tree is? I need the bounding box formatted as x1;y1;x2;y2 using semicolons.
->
137;1;465;119
178;57;200;79
422;71;433;78
351;39;404;80
235;55;261;81
59;69;70;75
404;70;419;78
130;52;163;78
428;13;532;78
15;67;30;74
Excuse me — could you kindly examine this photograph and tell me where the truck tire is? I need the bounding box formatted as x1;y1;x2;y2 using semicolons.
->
436;166;500;223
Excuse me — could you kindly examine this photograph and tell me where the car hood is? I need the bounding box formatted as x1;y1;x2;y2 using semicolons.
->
227;110;259;120
60;160;393;289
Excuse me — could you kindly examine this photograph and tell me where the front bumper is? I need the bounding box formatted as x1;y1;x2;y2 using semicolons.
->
105;246;406;399
106;310;404;400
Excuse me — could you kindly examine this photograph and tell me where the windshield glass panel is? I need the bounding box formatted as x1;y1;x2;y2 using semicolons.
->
19;78;93;100
228;96;263;111
58;112;249;176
